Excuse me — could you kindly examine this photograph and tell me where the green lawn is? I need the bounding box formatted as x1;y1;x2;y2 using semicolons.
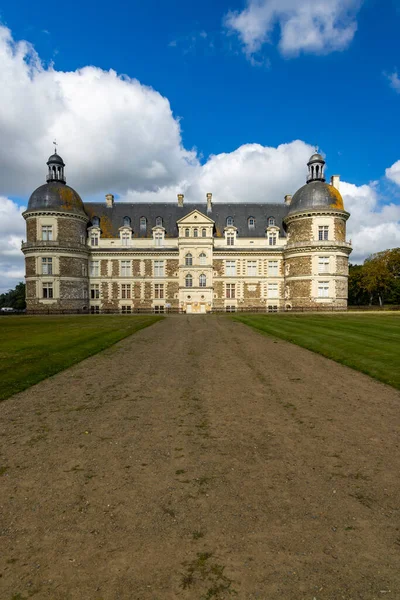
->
0;315;163;400
233;313;400;390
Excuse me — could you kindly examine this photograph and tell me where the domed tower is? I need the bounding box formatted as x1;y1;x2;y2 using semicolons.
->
283;153;352;309
22;151;90;312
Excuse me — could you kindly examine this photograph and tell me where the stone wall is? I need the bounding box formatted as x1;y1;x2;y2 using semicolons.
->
166;259;179;277
59;256;87;278
334;218;346;242
167;282;179;304
285;256;312;277
133;282;141;299
336;256;348;276
26;281;36;298
143;282;152;307
60;280;85;300
287;280;312;304
26;219;37;243
25;257;36;277
213;259;224;276
287;218;312;244
101;260;108;277
132;260;141;277
111;260;119;277
336;279;348;299
144;259;152;277
58;218;86;244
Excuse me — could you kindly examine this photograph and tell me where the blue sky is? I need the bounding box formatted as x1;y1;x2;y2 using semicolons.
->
0;0;400;291
2;0;400;185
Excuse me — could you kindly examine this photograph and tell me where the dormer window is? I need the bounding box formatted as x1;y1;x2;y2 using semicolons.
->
154;230;164;247
92;216;100;227
226;232;235;246
121;231;130;246
248;217;255;229
123;216;131;227
140;217;147;232
268;217;275;227
268;233;277;246
156;216;163;227
226;217;234;226
91;232;99;247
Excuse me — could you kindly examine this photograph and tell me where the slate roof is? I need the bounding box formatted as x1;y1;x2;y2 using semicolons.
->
288;181;344;214
83;202;290;238
28;182;86;217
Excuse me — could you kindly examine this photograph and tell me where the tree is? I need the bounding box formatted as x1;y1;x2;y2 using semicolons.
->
361;249;399;306
0;282;26;310
348;264;369;306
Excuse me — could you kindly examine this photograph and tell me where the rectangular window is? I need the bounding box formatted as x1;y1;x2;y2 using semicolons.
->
225;261;236;276
154;283;164;299
318;226;329;241
247;260;257;276
91;234;99;246
121;232;130;246
225;305;237;312
91;305;100;314
268;260;278;276
185;228;190;237
193;229;198;238
121;284;131;299
154;232;163;247
227;234;235;246
318;257;330;273
268;234;277;246
90;260;99;277
226;283;236;299
154;305;165;314
120;260;131;277
154;260;165;277
42;257;53;275
41;225;53;241
42;282;53;299
268;283;279;298
318;281;329;298
268;305;278;313
121;305;132;314
90;284;100;299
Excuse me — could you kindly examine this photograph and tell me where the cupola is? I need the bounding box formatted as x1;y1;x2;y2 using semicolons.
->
307;153;325;183
46;150;66;184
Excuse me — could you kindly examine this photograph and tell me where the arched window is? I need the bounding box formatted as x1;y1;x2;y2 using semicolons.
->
201;228;207;238
140;217;147;231
155;216;163;227
226;216;234;226
92;216;100;227
199;252;207;265
185;274;193;288
123;216;131;227
185;228;190;238
248;217;255;228
193;228;198;238
268;217;275;227
199;274;206;287
185;253;193;266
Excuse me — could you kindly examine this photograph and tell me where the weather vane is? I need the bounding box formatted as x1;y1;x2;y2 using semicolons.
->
314;144;320;154
53;139;58;153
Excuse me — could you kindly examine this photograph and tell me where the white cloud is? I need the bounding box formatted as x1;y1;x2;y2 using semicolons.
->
224;0;362;59
386;160;400;186
385;70;400;93
341;181;400;262
0;197;26;293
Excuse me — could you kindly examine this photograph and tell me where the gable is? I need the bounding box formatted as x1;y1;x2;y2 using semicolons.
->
176;209;214;225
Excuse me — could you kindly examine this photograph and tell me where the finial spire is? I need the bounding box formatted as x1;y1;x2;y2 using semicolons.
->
53;139;58;154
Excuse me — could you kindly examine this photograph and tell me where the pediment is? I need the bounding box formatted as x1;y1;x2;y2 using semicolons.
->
177;209;214;225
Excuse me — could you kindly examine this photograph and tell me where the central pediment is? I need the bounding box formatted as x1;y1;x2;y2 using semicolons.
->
176;209;215;225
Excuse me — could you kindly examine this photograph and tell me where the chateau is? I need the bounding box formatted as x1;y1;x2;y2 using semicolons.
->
22;151;352;313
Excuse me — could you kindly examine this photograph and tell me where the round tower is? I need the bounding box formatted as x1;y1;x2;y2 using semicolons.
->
22;151;90;313
283;153;352;309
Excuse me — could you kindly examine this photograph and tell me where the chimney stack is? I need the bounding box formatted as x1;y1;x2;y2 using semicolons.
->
177;193;184;207
284;194;292;205
105;193;114;208
331;175;340;190
206;192;212;212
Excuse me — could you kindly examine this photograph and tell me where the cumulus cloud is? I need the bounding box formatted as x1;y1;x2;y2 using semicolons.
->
386;160;400;186
0;197;26;293
341;181;400;262
0;25;197;199
224;0;362;59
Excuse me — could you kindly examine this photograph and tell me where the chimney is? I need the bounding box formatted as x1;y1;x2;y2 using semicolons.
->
105;193;114;208
284;194;292;205
331;175;340;190
206;192;212;213
177;193;184;207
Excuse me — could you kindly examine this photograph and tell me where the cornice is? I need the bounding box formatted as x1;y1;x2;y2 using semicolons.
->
23;210;89;223
284;208;350;224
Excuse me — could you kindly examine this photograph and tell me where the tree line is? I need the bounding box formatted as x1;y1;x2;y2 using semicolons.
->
349;248;400;306
0;282;26;310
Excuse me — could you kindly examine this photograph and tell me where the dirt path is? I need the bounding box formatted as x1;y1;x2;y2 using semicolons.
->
1;316;399;600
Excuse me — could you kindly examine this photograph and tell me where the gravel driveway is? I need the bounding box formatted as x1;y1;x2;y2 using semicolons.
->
1;316;399;599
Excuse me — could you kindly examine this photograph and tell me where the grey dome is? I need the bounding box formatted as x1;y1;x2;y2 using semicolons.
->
308;153;325;164
47;152;65;166
289;180;344;214
27;181;87;216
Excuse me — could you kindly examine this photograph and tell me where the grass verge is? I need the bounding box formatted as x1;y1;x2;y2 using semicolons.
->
0;315;163;400
233;313;400;390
